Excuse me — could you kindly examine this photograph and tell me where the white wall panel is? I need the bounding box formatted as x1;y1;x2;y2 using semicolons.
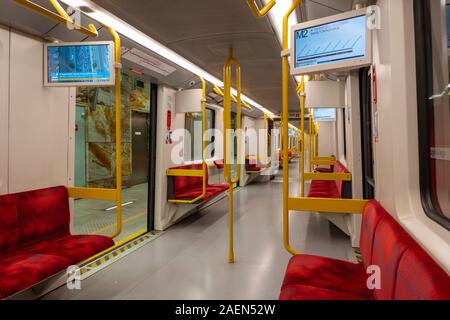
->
0;26;9;194
8;31;71;193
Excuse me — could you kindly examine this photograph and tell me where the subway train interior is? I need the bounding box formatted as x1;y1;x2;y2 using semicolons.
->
0;0;449;307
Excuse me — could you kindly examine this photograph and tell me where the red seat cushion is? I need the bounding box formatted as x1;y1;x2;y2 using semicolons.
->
25;235;114;265
315;167;333;173
0;253;68;298
279;284;365;300
394;247;450;300
246;163;261;172
282;255;372;298
0;195;19;256
14;186;70;247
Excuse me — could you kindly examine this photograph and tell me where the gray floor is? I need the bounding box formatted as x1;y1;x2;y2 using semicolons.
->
44;161;354;300
73;183;148;242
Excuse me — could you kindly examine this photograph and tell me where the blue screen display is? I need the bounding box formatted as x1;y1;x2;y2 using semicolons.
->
47;44;112;84
313;108;336;121
295;15;367;69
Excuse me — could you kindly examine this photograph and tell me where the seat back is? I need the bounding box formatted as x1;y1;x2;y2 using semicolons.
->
171;164;208;192
360;200;450;300
370;215;416;300
15;186;70;247
333;160;350;195
395;246;450;300
360;201;387;267
0;195;19;256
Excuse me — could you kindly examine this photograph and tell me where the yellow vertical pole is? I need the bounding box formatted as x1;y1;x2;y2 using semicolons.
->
223;48;242;263
315;123;319;158
201;77;207;196
108;27;122;239
298;78;306;197
282;0;302;256
309;111;313;172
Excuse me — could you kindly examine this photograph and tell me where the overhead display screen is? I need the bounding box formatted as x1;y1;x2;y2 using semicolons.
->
295;15;366;68
291;9;371;75
45;42;114;86
313;108;336;122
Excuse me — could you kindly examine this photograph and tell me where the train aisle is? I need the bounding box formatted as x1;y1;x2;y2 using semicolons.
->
44;161;355;300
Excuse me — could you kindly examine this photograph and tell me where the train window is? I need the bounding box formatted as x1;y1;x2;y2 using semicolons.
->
185;108;216;161
414;0;450;230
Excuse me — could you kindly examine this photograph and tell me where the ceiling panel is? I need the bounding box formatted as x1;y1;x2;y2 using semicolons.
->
304;0;354;20
92;0;300;114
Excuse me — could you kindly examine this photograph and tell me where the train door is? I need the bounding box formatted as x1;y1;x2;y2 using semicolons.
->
360;67;375;199
73;73;155;242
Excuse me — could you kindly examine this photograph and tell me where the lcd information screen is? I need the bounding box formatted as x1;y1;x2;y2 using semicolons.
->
46;42;114;86
313;108;336;122
294;15;367;69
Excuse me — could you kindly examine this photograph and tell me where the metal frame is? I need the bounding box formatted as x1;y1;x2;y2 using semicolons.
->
44;41;115;87
248;0;369;255
289;8;373;76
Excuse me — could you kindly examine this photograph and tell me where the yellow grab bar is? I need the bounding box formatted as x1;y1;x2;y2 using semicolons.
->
14;0;98;38
281;0;304;256
108;27;123;239
223;48;242;263
246;0;276;18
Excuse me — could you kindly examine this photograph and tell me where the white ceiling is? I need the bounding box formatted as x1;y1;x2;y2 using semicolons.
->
1;0;356;114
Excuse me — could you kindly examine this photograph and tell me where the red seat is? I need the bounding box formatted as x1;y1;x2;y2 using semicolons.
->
281;255;372;298
24;235;114;265
280;284;365;300
214;160;224;169
168;164;228;202
0;186;114;299
0;254;67;298
246;163;262;172
308;160;349;199
279;200;450;300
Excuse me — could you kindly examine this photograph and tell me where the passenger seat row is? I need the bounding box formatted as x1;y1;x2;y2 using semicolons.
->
279;201;450;300
0;186;114;299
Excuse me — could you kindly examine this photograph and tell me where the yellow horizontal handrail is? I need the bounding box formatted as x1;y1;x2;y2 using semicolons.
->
304;172;352;181
246;0;276;18
67;187;117;201
288;197;367;214
14;0;98;38
166;169;205;177
312;159;336;166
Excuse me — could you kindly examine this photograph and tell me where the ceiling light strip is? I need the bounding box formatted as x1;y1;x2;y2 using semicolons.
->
60;0;275;116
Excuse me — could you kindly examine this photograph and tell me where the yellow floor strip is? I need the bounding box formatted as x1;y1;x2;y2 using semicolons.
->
80;228;148;265
79;231;161;278
89;211;146;235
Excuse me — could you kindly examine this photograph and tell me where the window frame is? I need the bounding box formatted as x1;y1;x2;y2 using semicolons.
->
414;0;450;230
184;107;216;162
